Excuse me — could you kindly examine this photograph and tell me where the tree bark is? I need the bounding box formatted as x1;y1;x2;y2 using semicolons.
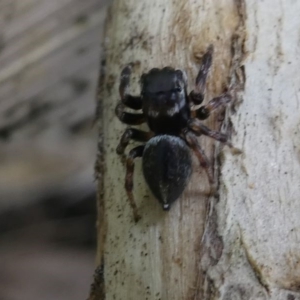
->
90;0;300;299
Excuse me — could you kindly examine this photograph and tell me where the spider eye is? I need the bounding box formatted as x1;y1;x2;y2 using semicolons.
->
175;87;182;92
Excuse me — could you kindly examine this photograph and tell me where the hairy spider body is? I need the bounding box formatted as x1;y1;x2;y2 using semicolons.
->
143;135;192;211
115;45;231;222
141;68;190;134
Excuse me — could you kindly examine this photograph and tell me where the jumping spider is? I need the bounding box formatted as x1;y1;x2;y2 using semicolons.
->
115;45;231;222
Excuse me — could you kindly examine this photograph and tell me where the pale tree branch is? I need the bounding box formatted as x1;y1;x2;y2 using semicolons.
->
89;0;300;299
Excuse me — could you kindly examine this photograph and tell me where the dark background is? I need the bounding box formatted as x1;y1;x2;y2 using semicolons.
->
0;0;109;299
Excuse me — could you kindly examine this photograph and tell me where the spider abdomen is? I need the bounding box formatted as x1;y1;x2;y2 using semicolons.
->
142;135;192;210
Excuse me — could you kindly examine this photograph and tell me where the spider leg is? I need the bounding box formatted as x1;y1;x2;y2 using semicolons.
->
117;128;153;155
183;131;214;184
119;64;142;110
115;102;145;125
188;118;232;147
189;45;213;105
125;145;145;222
195;93;231;120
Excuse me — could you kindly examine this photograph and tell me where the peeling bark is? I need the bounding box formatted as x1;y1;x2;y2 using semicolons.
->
90;0;300;299
202;0;300;299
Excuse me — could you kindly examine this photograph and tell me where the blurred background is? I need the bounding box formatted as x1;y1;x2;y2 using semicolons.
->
0;0;109;299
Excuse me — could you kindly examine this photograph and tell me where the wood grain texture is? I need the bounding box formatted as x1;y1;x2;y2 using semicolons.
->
95;1;242;299
0;0;108;208
208;0;300;298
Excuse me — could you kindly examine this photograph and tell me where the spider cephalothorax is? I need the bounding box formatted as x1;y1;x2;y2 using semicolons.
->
140;67;190;135
115;45;231;222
